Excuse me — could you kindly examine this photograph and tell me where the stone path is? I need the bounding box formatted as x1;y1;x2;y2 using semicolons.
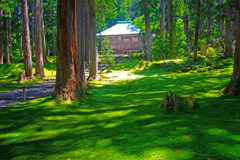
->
0;80;55;108
0;70;144;108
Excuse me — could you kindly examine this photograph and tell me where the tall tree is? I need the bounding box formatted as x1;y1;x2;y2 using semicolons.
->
207;3;212;34
20;3;23;56
160;0;165;37
50;0;56;56
0;10;3;64
40;0;48;63
53;0;84;100
21;0;33;78
142;0;152;61
218;0;224;36
193;0;201;62
168;0;174;55
88;0;100;80
225;0;233;58
77;0;90;88
4;18;10;64
184;0;189;53
8;12;12;56
34;0;45;77
31;4;35;57
85;9;90;64
224;0;240;95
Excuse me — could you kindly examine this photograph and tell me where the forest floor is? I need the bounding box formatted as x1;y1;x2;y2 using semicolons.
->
0;59;240;160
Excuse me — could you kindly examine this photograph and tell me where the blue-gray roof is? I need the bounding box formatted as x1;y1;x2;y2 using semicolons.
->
97;21;141;36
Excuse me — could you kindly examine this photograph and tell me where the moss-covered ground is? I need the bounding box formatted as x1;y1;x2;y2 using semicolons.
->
0;58;240;160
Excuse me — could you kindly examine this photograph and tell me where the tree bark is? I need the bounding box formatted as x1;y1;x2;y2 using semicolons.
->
8;12;12;56
4;18;10;64
21;7;24;57
31;4;35;57
85;10;90;64
219;0;224;36
224;0;240;95
53;0;85;101
21;0;33;79
50;3;56;56
88;0;100;80
160;0;165;37
77;0;91;88
142;0;152;61
34;0;45;77
207;7;211;33
184;0;189;53
168;0;174;56
0;10;3;64
232;18;235;40
46;35;50;56
40;0;48;63
193;0;200;62
225;0;233;58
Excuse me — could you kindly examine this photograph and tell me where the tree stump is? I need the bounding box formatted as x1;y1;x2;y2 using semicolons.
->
159;92;198;112
138;61;150;69
18;71;27;82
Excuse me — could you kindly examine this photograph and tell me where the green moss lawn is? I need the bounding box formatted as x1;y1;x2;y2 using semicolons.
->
0;60;240;160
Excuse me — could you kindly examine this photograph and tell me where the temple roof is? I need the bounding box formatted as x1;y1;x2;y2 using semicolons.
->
97;21;141;36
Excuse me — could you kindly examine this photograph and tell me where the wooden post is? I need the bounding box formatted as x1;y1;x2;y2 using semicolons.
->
52;70;53;75
23;88;26;101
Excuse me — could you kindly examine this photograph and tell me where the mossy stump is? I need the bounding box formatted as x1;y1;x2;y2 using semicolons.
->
138;61;150;69
160;92;199;112
18;71;27;82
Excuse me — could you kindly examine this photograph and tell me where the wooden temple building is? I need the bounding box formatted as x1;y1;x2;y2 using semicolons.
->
97;21;143;54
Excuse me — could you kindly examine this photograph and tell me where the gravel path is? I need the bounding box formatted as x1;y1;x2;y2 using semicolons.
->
0;80;55;108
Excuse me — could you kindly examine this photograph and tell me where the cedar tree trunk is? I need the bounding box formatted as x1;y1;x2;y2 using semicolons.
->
0;10;3;64
88;0;100;80
224;0;240;95
184;0;189;53
8;12;12;56
85;9;90;64
53;0;84;100
193;0;200;62
50;5;56;56
21;0;33;78
77;0;90;88
34;0;45;77
168;0;174;56
40;0;48;63
142;0;152;61
4;18;10;64
31;4;35;57
160;0;165;37
219;0;224;36
225;0;233;58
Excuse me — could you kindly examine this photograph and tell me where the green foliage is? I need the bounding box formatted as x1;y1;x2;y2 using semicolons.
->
101;36;115;71
152;34;171;60
0;63;24;80
174;18;187;57
133;15;145;31
10;49;23;63
130;52;146;58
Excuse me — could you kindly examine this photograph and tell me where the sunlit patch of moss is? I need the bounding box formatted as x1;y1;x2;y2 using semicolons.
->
143;148;193;160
